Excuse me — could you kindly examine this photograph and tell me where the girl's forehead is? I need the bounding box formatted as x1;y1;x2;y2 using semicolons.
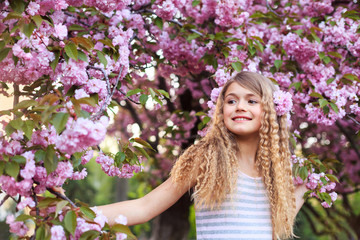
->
225;82;260;97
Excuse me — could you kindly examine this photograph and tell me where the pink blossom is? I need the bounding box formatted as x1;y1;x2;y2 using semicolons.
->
81;150;94;165
321;201;332;208
20;159;36;180
153;0;177;21
56;116;109;155
210;87;222;103
6;215;29;237
51;225;66;240
273;90;293;116
5;140;22;155
26;2;40;16
74;89;90;99
17;197;35;210
10;130;24;141
53;24;68;40
115;215;128;225
329;192;338;202
214;69;231;87
72;168;88;180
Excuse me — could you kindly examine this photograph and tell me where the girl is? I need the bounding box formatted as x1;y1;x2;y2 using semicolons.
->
98;71;308;239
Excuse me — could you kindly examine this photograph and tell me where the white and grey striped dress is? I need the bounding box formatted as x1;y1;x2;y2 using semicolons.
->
195;171;273;240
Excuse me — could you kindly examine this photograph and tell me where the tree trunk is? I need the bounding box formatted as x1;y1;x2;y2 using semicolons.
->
150;192;192;240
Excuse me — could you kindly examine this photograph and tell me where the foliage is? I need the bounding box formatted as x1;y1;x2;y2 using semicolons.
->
0;0;359;239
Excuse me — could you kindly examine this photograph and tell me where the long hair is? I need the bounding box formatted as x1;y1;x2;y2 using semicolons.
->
170;71;296;239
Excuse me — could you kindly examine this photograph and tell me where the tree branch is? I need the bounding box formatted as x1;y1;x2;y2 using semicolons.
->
0;194;10;207
266;0;286;18
144;9;204;37
13;83;20;107
335;121;360;160
46;187;77;208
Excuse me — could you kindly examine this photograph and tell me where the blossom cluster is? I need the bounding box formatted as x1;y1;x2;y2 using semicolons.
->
292;155;338;208
273;90;293;117
96;152;143;178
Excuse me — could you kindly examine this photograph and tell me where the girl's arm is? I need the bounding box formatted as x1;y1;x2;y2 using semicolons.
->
97;176;194;226
294;183;308;214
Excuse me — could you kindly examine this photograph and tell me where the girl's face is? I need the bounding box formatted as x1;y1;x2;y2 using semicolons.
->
223;82;263;138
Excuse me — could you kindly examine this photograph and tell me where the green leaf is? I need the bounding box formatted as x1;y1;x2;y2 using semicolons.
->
64;210;77;235
76;97;97;107
139;94;148;106
274;60;282;71
309;92;323;99
14;99;38;110
50;50;61;72
35;150;46;163
9;0;26;13
326;78;335;85
311;32;321;43
15;214;34;222
36;225;46;240
44;146;59;174
154;17;163;30
38;197;60;208
133;138;155;151
65;42;78;60
318;52;325;60
299;166;308;181
68;24;86;31
157;89;170;99
115;152;126;165
319;99;329;108
231;62;242;72
126;89;143;97
323;105;330;114
111;224;136;239
329;102;339;113
32;15;43;27
55;200;69;218
96;50;107;68
80;206;96;220
134;146;151;160
23;120;34;139
22;23;36;38
192;0;201;6
5;161;20;178
9;118;24;130
327;51;342;59
79;230;100;240
290;82;302;91
326;174;339;183
5;123;16;137
0;161;5;176
11;155;26;164
187;33;201;42
0;48;11;62
71;37;94;51
77;50;88;62
323;56;331;64
343;73;360;83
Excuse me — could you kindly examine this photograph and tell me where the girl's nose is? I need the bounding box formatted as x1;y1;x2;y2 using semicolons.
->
236;100;247;112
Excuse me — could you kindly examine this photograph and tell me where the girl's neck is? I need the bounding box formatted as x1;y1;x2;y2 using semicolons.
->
235;134;260;177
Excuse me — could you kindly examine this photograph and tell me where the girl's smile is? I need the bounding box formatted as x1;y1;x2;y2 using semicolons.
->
223;82;262;137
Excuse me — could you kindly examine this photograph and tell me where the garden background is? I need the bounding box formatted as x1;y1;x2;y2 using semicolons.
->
0;0;359;239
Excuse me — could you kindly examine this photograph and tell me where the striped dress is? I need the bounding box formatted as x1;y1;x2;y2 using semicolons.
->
195;171;273;240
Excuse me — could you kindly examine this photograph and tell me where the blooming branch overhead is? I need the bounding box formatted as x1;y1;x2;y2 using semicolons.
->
0;0;359;239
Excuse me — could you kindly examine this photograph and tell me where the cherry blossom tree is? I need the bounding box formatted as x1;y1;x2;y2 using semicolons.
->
0;0;359;239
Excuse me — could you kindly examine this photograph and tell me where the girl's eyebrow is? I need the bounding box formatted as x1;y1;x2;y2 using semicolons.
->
225;92;259;98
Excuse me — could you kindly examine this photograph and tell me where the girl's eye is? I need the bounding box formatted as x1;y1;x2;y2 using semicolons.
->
248;99;258;104
227;99;236;104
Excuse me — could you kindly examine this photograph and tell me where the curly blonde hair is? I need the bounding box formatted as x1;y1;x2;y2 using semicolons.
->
170;71;296;239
